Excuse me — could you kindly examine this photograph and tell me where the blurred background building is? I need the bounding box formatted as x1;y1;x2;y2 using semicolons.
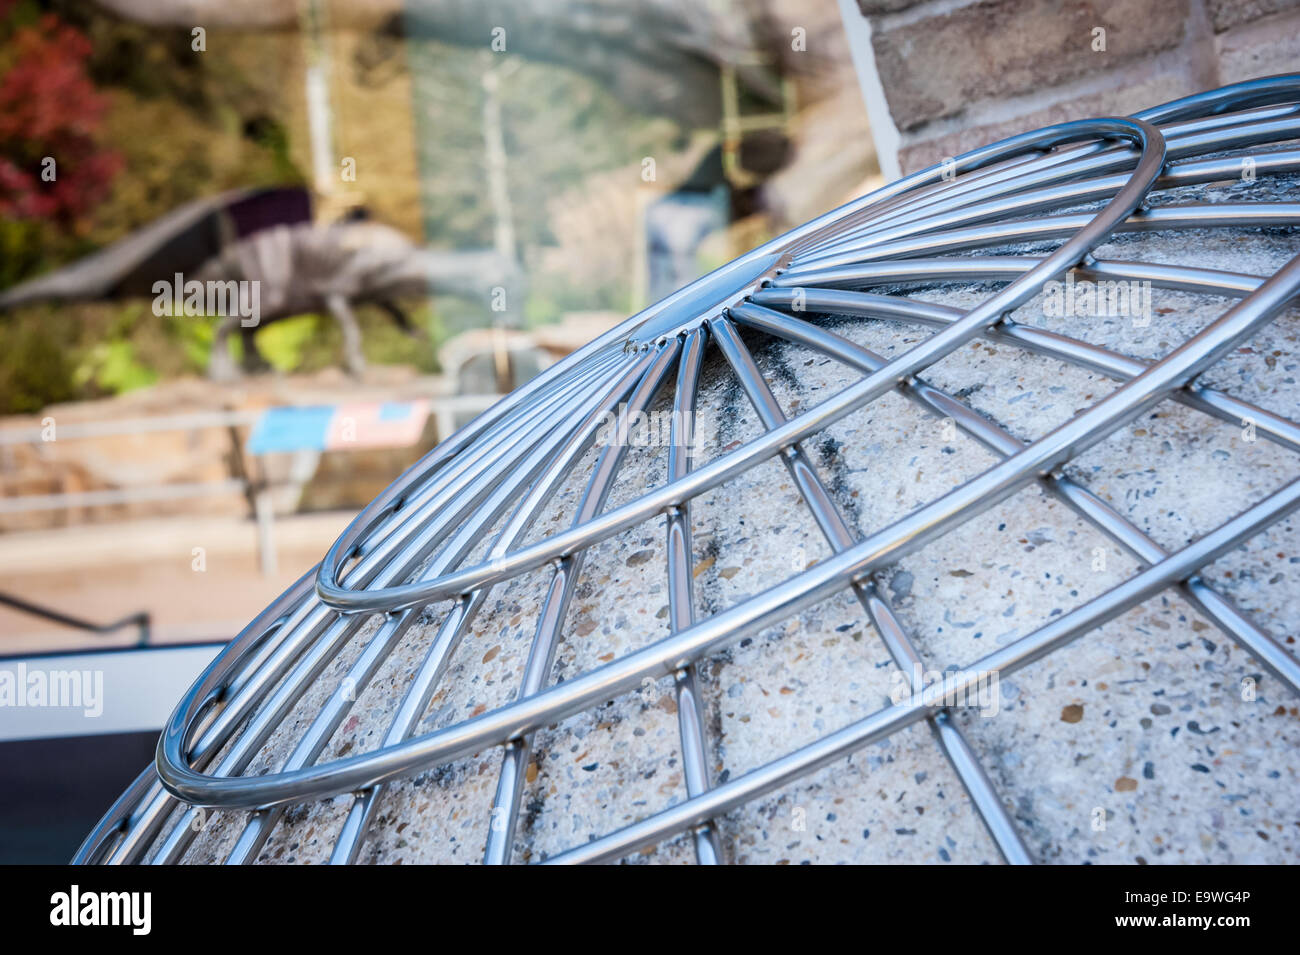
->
0;0;879;859
0;0;877;656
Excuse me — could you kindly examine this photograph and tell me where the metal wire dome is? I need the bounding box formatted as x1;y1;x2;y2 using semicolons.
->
80;75;1300;865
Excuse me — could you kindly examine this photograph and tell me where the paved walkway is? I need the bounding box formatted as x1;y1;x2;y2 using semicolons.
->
0;511;351;654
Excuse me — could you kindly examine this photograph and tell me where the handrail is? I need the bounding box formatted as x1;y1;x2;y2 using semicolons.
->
0;590;151;646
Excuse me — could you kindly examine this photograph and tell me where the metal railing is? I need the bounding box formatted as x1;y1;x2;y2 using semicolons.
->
0;590;151;646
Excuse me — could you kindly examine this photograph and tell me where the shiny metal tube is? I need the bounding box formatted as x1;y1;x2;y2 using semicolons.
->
78;77;1300;866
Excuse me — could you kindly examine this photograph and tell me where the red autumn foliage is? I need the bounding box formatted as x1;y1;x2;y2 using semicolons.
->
0;10;121;225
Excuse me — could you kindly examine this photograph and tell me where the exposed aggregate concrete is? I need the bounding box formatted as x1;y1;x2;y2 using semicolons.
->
167;175;1299;865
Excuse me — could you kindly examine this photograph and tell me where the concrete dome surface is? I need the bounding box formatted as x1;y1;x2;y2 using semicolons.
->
80;75;1300;865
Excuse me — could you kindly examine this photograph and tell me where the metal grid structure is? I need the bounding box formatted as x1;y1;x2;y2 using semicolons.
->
78;75;1300;865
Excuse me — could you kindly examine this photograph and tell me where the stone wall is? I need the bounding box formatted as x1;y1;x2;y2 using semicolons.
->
844;0;1300;176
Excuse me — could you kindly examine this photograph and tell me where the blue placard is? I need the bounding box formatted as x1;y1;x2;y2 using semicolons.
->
246;405;335;454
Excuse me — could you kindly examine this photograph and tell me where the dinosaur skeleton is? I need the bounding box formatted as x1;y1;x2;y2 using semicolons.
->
0;188;519;379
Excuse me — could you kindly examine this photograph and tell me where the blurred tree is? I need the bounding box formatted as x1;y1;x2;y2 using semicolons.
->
0;2;312;411
0;4;122;227
0;2;122;287
0;309;78;412
408;38;682;330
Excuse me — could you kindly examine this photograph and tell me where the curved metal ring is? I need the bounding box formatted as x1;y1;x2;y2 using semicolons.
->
156;116;1165;809
75;75;1300;865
